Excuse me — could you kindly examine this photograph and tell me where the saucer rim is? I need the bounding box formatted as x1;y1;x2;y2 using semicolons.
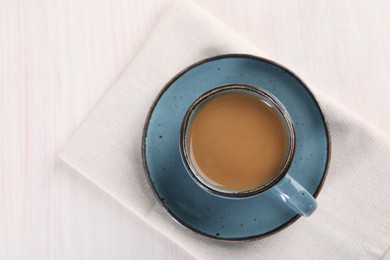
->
142;53;331;242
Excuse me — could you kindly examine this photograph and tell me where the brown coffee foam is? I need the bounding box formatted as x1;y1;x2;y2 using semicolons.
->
188;92;288;191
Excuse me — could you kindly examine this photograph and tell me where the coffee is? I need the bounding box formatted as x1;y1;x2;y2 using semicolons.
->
187;91;288;191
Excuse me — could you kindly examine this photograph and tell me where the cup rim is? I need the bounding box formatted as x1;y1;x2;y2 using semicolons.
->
180;84;296;197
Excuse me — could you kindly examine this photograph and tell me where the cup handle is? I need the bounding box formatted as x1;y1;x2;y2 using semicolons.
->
270;174;317;217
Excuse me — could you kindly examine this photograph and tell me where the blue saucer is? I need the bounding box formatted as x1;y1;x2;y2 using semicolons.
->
142;54;330;241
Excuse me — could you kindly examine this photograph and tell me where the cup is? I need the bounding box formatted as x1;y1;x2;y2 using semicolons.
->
180;84;317;217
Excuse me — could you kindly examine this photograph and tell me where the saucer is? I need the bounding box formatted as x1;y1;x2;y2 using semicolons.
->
142;54;330;241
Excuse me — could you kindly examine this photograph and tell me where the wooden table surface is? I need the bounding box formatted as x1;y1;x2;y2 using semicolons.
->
1;0;390;259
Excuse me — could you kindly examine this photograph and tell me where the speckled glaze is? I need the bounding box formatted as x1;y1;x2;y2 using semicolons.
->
142;54;330;241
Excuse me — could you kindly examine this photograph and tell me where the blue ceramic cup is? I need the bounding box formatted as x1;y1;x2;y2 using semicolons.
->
180;84;317;217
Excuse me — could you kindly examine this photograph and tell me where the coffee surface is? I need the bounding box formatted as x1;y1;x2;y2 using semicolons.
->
187;92;288;191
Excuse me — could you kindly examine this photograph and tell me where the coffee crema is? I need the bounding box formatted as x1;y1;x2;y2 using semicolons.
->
187;91;289;191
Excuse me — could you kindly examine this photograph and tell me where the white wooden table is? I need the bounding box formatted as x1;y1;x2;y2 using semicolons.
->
1;0;390;259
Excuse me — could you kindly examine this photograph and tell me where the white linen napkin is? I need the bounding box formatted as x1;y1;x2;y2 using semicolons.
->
60;1;390;259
